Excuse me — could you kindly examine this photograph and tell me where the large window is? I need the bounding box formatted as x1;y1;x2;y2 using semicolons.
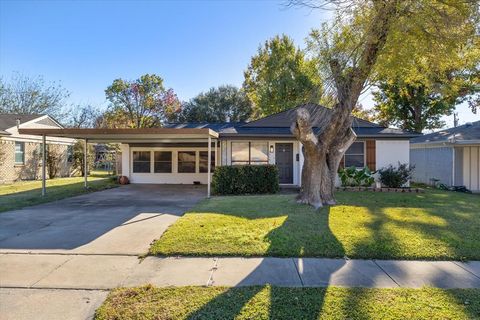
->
178;151;196;173
132;151;151;173
154;151;172;173
231;142;268;165
199;151;215;173
15;142;25;164
344;141;365;168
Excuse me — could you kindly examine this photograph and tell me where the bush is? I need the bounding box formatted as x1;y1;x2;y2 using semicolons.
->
212;165;280;195
338;166;375;187
378;162;415;188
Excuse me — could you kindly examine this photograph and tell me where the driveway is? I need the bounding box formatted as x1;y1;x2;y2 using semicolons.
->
0;184;206;254
0;184;205;320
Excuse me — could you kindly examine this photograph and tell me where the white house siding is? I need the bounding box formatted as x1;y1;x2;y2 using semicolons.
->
463;146;480;192
376;140;410;170
410;146;453;186
123;145;218;184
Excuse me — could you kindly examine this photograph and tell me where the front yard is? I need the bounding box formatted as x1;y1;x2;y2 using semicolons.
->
150;189;480;260
0;171;118;213
96;285;480;320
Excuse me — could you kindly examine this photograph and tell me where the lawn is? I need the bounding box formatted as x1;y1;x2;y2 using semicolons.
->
0;171;118;212
95;285;480;320
150;190;480;260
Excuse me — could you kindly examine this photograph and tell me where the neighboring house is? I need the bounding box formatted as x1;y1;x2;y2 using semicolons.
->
19;104;418;188
410;120;480;192
0;114;76;184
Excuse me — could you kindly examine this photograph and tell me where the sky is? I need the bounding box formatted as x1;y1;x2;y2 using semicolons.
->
1;0;478;129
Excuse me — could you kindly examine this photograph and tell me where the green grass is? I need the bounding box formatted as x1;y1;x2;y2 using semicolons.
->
0;171;118;212
150;190;480;260
95;285;480;320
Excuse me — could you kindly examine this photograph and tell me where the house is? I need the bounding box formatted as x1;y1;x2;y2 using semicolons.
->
410;120;480;192
18;104;418;194
0;114;76;183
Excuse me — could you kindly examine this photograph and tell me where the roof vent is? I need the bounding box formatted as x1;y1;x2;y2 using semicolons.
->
465;122;473;127
16;118;21;129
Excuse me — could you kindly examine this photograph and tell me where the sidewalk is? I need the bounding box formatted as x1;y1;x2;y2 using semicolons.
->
2;253;480;290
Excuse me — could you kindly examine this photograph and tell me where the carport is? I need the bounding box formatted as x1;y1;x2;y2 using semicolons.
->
18;128;219;197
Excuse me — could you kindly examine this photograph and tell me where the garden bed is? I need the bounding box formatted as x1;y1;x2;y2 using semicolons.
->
336;187;424;193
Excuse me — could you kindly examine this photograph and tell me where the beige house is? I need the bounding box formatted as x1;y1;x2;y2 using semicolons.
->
0;114;76;184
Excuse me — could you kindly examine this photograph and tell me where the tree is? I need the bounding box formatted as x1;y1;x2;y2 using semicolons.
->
72;140;95;177
372;81;455;132
103;74;180;128
174;85;252;122
67;104;102;128
243;35;322;118
0;73;70;119
292;0;478;208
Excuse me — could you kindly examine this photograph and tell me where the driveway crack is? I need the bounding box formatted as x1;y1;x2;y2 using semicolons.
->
30;256;74;288
206;257;219;287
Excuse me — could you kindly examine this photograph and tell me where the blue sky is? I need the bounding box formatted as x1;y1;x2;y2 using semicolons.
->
1;0;477;128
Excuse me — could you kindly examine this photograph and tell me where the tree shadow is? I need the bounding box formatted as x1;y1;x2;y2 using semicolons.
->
186;204;346;319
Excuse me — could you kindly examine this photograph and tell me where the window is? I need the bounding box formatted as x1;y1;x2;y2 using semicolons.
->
231;142;268;165
15;142;25;164
154;151;172;173
344;141;365;168
132;151;151;173
178;151;196;173
199;151;215;173
67;145;74;163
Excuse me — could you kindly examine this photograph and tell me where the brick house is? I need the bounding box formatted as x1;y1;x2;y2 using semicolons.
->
0;114;76;184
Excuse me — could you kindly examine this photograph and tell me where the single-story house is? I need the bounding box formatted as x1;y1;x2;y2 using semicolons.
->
0;114;75;183
410;120;480;192
19;104;418;195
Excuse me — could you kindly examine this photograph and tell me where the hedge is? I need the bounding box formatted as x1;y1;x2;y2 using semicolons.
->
212;165;280;195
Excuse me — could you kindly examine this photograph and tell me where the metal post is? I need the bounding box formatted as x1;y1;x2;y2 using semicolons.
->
214;139;218;168
84;138;88;189
42;134;46;196
207;135;211;198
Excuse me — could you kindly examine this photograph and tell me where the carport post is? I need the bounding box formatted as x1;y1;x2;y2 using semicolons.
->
41;134;46;196
84;138;88;189
207;135;211;198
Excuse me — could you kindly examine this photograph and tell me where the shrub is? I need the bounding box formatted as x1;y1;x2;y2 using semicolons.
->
212;165;280;195
338;166;375;187
378;162;415;188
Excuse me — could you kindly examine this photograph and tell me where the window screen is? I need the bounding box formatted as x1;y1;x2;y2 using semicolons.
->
154;151;172;173
132;151;151;173
178;151;196;173
199;151;215;173
344;142;365;168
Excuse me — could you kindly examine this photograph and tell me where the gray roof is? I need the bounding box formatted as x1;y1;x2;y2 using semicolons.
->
166;104;419;139
411;120;480;144
0;114;44;132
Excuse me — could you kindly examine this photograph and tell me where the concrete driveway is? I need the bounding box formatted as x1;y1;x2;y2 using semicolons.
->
0;184;205;320
0;184;206;255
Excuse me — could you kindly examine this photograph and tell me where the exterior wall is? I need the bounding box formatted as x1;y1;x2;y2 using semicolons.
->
0;139;72;183
410;146;453;186
376;140;410;170
454;147;463;186
462;146;480;192
127;145;219;184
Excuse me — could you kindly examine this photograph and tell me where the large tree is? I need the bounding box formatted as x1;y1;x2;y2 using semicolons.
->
0;73;70;119
292;0;478;208
174;85;252;122
103;74;180;128
243;34;322;118
372;81;457;132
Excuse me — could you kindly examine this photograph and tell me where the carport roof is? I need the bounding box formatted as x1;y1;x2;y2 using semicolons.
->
18;127;219;143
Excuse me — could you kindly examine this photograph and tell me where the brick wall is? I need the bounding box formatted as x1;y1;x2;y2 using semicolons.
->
0;140;72;184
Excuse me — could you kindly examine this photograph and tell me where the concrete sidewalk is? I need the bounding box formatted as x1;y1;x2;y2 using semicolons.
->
2;254;480;290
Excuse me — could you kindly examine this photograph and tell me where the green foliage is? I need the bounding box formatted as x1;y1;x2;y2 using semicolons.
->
103;74;180;128
173;85;252;122
338;166;375;187
212;165;279;195
72;141;95;176
46;148;60;179
243;35;322;118
378;163;415;188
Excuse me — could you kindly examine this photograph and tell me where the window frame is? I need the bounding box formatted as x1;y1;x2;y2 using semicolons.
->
132;151;151;173
14;141;25;165
153;151;172;173
344;141;366;168
231;141;269;165
177;151;197;173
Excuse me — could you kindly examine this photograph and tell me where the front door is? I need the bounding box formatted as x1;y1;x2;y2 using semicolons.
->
275;143;293;184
